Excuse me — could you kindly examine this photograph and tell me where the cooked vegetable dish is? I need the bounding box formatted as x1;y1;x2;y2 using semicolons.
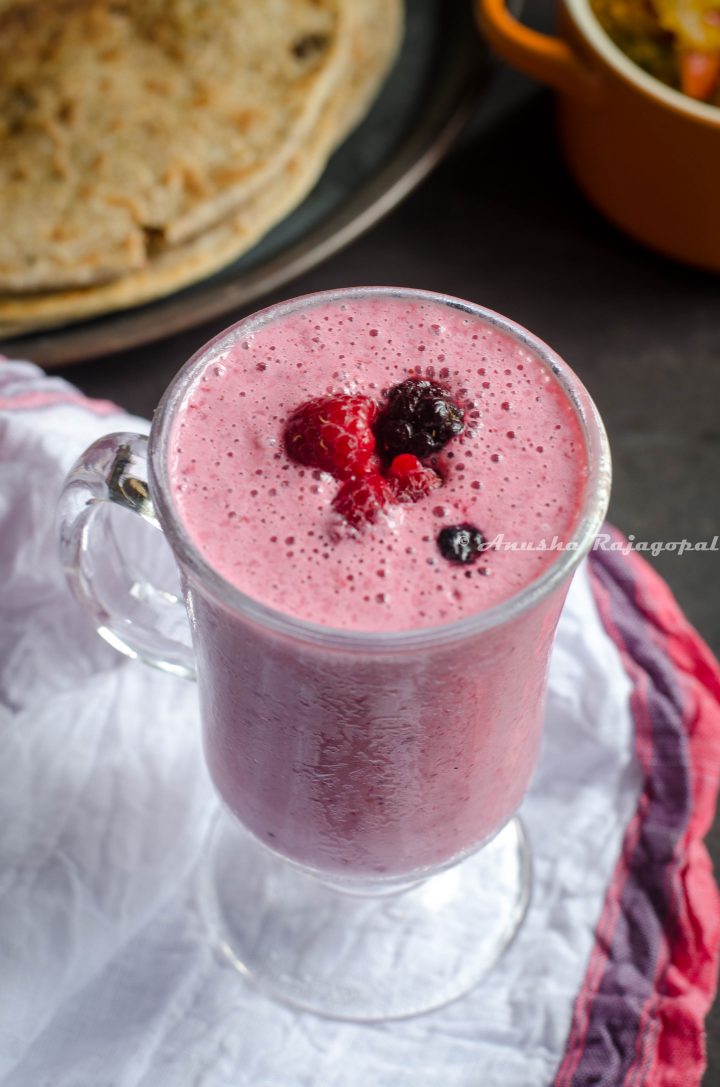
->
591;0;720;103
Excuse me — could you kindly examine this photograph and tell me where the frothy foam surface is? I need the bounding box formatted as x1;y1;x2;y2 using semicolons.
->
170;295;588;631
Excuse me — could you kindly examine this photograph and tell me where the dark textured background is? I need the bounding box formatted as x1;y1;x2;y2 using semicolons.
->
40;7;719;1081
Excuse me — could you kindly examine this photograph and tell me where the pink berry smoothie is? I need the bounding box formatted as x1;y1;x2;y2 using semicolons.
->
168;290;592;880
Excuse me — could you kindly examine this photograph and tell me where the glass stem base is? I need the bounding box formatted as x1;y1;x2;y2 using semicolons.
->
199;814;531;1022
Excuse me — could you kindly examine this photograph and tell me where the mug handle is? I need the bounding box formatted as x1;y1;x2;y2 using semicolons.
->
475;0;598;101
57;431;197;680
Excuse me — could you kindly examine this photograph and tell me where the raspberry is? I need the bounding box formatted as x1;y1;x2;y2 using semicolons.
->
332;471;395;530
437;523;487;564
375;378;464;460
284;394;378;479
388;453;442;503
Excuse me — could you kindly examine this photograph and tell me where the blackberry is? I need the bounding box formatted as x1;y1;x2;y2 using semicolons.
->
437;523;486;565
376;378;464;460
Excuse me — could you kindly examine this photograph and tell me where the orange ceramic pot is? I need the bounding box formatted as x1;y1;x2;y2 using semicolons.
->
476;0;720;270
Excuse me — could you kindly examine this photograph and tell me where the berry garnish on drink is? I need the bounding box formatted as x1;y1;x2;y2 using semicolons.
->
437;524;487;565
284;394;378;480
284;379;470;532
375;378;464;460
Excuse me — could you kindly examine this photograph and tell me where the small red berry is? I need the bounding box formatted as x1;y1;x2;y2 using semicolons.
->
332;471;395;529
387;453;442;503
284;394;378;480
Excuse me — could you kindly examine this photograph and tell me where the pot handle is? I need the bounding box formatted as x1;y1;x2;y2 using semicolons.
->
475;0;598;101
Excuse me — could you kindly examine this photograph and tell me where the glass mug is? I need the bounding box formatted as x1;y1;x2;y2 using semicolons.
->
58;288;611;1020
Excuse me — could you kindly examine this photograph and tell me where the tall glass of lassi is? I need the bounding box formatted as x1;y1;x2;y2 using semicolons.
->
58;287;611;1019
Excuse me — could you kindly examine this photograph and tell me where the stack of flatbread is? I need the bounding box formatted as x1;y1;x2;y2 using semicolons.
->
0;0;403;337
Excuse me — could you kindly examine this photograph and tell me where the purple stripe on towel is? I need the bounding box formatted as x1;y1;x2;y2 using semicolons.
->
562;546;691;1087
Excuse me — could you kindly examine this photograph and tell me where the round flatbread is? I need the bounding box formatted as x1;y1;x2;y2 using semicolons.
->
0;0;403;337
331;0;405;144
0;0;346;292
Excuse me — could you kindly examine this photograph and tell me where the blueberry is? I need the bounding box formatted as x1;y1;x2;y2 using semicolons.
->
437;523;486;564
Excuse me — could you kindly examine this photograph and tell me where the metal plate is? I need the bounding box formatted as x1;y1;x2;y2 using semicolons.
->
2;0;489;367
